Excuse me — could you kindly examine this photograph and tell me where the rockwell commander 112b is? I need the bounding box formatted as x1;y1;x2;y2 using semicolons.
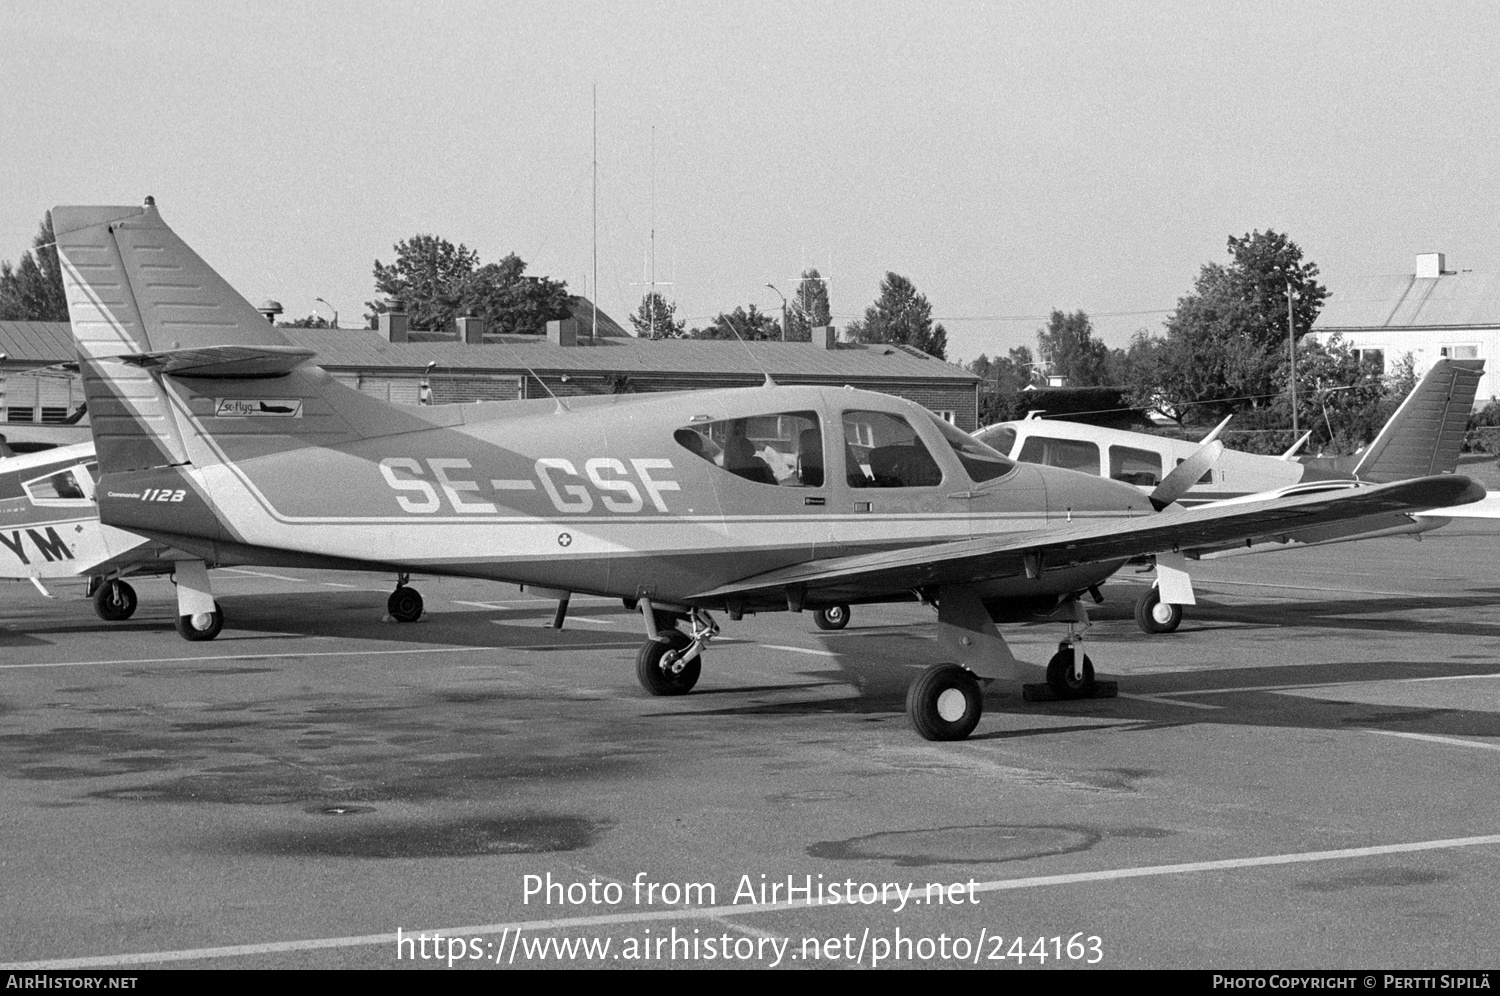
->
51;200;1484;740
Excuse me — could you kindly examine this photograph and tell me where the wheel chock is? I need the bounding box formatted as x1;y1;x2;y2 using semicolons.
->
1022;681;1118;702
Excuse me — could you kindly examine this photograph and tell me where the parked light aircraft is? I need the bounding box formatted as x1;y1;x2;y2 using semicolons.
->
50;200;1485;740
0;437;443;630
973;359;1484;633
0;441;183;618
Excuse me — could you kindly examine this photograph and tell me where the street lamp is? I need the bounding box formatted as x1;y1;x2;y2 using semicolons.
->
315;297;339;329
1286;278;1298;437
765;284;788;342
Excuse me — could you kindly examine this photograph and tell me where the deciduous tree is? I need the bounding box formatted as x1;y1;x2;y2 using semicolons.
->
689;304;782;341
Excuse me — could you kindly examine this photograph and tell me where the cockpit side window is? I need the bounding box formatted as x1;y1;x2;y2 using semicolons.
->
23;468;88;504
674;411;823;487
842;411;944;488
928;414;1015;483
1016;436;1101;476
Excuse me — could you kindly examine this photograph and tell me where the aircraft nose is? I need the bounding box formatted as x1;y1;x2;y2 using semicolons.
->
1039;466;1153;520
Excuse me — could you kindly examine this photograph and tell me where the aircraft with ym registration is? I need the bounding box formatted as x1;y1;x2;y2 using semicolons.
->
50;199;1486;740
0;440;184;619
974;358;1486;633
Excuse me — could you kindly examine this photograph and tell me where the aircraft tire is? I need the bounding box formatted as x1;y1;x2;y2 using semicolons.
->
1046;648;1096;699
906;664;983;741
1134;587;1182;634
93;580;138;622
388;586;424;622
175;602;224;642
636;630;700;696
812;604;850;630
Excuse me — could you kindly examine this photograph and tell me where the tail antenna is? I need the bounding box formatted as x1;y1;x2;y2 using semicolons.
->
719;311;776;387
515;357;571;413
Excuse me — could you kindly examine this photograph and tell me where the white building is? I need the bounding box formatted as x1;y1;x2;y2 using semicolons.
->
1313;253;1500;407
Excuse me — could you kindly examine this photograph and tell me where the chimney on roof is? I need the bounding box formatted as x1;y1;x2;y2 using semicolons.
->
1416;253;1447;279
815;325;839;350
257;299;283;324
456;315;485;345
379;302;409;343
547;319;580;348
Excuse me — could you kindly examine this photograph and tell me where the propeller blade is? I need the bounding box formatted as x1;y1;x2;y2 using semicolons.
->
1149;440;1222;511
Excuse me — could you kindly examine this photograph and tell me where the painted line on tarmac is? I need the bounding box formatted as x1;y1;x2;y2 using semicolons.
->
1152;672;1500;700
761;645;841;657
0;647;475;670
218;568;306;583
454;597;619;609
1117;693;1223;711
10;832;1500;969
1367;729;1500;753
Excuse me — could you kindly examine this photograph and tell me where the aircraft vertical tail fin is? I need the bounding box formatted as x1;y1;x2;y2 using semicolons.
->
52;200;334;475
1351;358;1483;482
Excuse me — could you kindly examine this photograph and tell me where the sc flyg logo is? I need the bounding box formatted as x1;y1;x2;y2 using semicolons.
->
379;457;680;515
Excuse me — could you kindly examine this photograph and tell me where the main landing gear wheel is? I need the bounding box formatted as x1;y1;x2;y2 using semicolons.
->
388;586;423;622
636;630;701;696
1134;587;1182;634
1046;643;1096;700
812;604;850;630
93;579;137;621
175;602;224;642
907;664;984;741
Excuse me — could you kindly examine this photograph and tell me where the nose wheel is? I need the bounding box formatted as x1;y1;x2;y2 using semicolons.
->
907;664;984;741
1045;642;1096;699
388;576;423;622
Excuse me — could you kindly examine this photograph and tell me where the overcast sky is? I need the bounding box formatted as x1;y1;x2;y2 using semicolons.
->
4;1;1497;363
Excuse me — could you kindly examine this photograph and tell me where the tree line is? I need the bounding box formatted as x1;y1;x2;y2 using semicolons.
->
968;230;1420;455
0;215;1462;456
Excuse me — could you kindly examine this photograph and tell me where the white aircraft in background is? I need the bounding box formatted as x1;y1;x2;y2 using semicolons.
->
974;358;1485;632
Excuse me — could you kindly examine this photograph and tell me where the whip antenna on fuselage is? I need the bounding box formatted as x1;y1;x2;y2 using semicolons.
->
717;310;776;387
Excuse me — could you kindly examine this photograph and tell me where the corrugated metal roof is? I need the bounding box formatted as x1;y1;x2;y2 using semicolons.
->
1316;272;1500;330
0;321;976;383
0;321;73;362
284;329;976;381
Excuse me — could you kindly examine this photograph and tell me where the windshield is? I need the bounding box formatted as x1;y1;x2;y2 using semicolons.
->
927;414;1016;483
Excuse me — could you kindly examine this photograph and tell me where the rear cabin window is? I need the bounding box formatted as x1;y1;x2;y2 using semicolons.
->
1016;436;1101;476
674;411;823;487
843;411;944;488
928;414;1015;483
1109;445;1163;486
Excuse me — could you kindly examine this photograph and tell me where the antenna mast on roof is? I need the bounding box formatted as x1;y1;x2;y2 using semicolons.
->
592;84;598;344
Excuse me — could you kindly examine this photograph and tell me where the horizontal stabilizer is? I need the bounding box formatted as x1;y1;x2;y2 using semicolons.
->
117;344;317;379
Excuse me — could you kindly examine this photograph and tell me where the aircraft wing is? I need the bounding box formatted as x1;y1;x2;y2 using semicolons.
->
692;475;1483;604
